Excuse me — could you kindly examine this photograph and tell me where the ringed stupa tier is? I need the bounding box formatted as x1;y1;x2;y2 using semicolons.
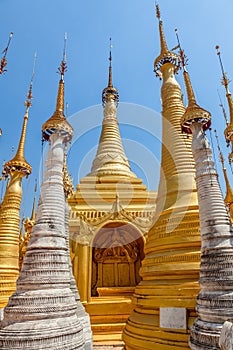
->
68;42;156;345
0;77;32;314
181;56;233;350
0;49;86;349
123;5;201;349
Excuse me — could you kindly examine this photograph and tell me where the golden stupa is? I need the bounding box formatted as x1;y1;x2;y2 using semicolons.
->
0;80;32;311
123;5;201;349
68;44;157;344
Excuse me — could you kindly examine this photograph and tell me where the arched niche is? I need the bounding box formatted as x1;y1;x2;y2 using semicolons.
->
91;222;144;297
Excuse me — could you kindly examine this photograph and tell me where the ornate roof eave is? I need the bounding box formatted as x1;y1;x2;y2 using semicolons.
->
72;196;154;234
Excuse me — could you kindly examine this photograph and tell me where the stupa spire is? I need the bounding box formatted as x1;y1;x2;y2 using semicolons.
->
0;38;87;349
216;45;233;162
179;37;211;134
2;52;35;178
180;45;233;350
42;32;72;143
0;32;13;75
154;3;180;78
0;54;34;311
102;37;119;106
89;39;135;178
124;12;201;350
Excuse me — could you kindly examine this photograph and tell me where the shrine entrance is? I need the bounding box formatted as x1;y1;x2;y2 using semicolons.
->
91;222;144;297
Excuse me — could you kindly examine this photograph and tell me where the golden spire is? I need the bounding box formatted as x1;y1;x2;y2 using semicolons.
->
89;39;135;178
216;46;233;162
42;33;73;143
0;54;35;308
63;144;73;198
214;129;233;223
154;3;180;78
102;38;119;106
2;52;36;179
177;30;211;133
0;32;13;75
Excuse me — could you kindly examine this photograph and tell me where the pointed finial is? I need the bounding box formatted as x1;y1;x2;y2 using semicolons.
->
2;53;35;178
175;29;196;105
0;32;13;75
154;3;180;78
57;32;67;80
25;52;36;109
216;45;230;92
217;89;229;126
108;37;113;88
42;34;73;143
179;30;211;134
155;2;161;20
102;38;119;107
216;45;233;161
175;28;188;69
111;193;122;214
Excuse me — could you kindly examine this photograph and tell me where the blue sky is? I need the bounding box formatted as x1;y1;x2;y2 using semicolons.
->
0;0;233;218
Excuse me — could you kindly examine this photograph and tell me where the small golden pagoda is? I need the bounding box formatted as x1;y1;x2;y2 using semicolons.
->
123;5;201;349
0;76;32;311
68;43;156;344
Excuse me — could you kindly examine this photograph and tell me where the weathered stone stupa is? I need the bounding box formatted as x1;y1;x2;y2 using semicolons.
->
123;5;201;349
0;48;86;349
180;49;233;349
0;78;32;314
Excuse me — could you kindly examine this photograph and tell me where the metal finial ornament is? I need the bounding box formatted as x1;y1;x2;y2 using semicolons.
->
217;89;229;126
216;45;230;89
179;30;211;134
25;52;36;109
57;32;67;80
155;2;161;20
216;45;233;161
42;34;73;143
102;38;119;107
175;28;188;69
109;37;112;67
0;32;13;75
